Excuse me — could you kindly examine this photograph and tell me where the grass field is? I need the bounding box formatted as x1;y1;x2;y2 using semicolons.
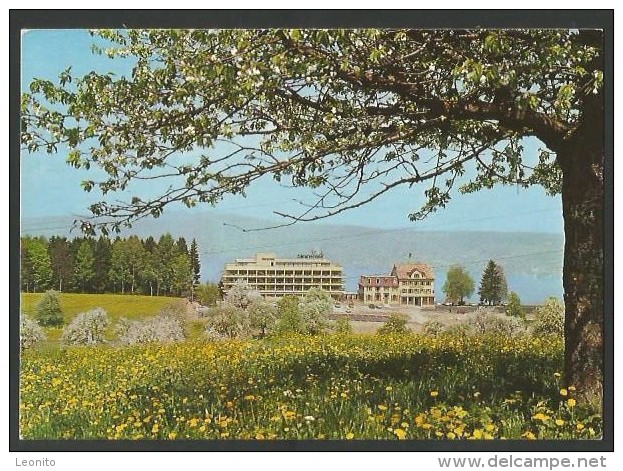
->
21;293;182;322
19;333;601;440
21;293;190;343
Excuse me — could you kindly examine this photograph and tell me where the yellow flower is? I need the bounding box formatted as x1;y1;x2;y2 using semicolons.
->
568;385;576;391
567;398;577;408
345;432;355;440
472;429;483;439
168;431;177;439
386;386;393;392
532;413;551;422
522;431;537;440
394;428;407;440
555;419;565;426
430;391;439;397
378;404;388;411
446;432;456;439
559;388;568;396
576;423;585;431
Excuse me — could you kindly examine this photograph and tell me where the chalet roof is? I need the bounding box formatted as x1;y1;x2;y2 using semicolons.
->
392;263;435;280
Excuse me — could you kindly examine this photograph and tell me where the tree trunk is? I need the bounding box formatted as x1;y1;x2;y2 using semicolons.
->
558;93;604;407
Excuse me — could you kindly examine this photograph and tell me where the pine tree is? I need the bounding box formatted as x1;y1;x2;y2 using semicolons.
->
175;237;189;256
189;239;201;285
189;238;201;301
478;260;507;305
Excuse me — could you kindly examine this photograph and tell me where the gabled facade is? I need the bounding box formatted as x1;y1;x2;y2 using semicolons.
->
358;262;435;306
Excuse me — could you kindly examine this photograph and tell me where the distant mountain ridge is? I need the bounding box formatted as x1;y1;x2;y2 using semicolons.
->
21;211;564;303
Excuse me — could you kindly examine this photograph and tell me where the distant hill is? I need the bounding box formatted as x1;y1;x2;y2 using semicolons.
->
21;211;564;303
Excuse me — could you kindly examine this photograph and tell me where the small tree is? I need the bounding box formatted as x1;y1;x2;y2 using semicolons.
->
247;299;277;338
478;260;508;305
470;311;524;336
204;303;247;339
195;283;221;307
275;296;304;335
20;314;46;351
378;313;410;335
35;290;64;327
61;308;110;346
442;266;475;305
532;297;565;337
299;287;333;335
225;280;262;309
506;291;525;319
116;314;186;345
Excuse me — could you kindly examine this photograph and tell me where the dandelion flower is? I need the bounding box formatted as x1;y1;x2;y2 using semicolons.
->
394;429;407;440
430;391;439;397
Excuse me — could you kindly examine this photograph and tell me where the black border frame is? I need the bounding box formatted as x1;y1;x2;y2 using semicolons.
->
9;9;614;453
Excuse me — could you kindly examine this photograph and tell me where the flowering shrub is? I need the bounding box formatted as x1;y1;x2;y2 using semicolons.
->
204;303;248;339
116;314;186;345
61;308;110;346
20;314;46;351
532;297;564;337
470;311;525;336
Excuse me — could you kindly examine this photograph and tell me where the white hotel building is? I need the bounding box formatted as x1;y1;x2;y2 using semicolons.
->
220;252;345;299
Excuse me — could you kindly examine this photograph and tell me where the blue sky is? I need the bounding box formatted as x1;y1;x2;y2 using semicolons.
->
20;29;564;234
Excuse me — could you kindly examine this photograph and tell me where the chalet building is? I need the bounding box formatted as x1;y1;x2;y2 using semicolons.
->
358;263;435;306
221;252;344;299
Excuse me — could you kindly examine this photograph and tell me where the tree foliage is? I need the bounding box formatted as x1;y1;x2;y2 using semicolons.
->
532;296;565;337
247;298;277;338
20;314;47;351
506;291;525;319
299;287;333;335
61;307;110;346
195;282;221;307
20;233;200;297
21;236;53;293
275;295;304;335
35;290;64;327
442;265;475;305
21;29;603;232
73;240;96;293
20;27;607;398
478;260;508;306
224;280;262;309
